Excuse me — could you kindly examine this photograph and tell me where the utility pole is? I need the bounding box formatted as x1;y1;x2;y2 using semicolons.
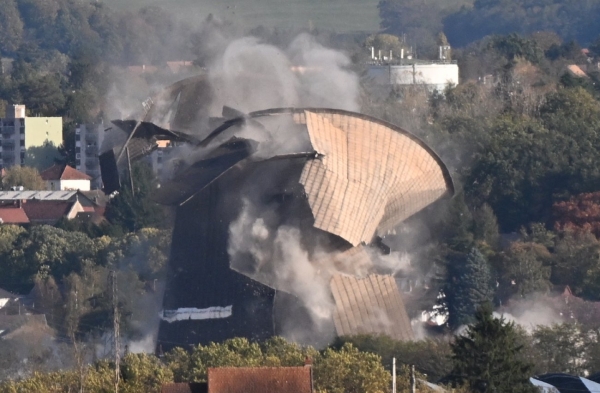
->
410;364;416;393
110;271;120;393
392;358;396;393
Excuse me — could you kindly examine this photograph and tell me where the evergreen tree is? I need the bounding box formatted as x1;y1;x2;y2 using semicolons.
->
444;247;495;329
448;303;537;393
105;162;166;233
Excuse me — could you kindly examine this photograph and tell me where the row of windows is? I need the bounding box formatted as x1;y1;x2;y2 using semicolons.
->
0;140;25;146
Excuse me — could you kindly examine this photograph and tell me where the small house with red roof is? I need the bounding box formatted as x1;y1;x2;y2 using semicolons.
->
0;190;100;225
0;204;29;225
40;164;91;191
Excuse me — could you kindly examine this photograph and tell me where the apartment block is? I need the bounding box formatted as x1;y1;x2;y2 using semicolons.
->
75;123;105;189
0;105;62;169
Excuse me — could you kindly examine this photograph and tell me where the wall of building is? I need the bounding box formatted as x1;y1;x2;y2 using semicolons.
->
46;179;91;191
75;124;105;189
24;118;62;148
367;63;459;91
0;118;23;168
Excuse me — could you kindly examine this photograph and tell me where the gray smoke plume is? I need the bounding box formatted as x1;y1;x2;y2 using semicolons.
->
228;200;337;345
209;33;359;113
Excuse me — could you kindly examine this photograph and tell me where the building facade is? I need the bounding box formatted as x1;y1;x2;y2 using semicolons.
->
0;105;62;169
40;164;91;191
75;123;105;189
367;62;459;91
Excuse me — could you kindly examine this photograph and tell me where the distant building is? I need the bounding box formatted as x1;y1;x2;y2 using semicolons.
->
0;288;18;310
75;123;105;189
367;45;459;92
40;164;92;191
367;62;459;91
0;105;62;169
567;64;588;78
0;190;99;225
0;205;30;224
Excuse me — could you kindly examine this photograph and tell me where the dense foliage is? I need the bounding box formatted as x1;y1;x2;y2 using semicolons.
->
0;338;391;393
447;304;536;393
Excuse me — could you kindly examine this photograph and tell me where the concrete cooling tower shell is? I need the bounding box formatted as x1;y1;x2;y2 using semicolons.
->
156;107;453;350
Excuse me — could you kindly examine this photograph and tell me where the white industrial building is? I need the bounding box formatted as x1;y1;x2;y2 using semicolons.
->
367;63;459;91
367;45;459;92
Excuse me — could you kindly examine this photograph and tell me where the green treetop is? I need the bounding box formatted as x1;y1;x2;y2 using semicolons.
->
448;303;537;393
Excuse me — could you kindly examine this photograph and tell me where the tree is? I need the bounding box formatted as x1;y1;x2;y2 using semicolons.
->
336;335;453;382
444;248;495;329
551;230;600;300
531;323;587;375
105;163;166;233
1;165;45;190
447;303;537;393
314;343;390;393
0;0;23;54
24;141;61;170
496;242;552;300
164;337;387;393
553;192;600;238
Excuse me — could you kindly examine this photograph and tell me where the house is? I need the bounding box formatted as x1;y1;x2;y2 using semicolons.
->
81;189;110;223
0;204;30;224
0;190;99;225
162;366;314;393
567;64;588;78
0;104;62;170
0;288;18;310
40;164;92;191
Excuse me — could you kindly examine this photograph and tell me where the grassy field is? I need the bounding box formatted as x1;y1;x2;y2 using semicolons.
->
103;0;381;33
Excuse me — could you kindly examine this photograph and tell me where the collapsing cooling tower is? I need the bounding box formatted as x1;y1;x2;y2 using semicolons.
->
136;107;455;349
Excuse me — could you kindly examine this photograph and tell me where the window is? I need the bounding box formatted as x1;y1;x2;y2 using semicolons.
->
76;159;81;166
75;134;80;141
20;152;25;161
76;153;81;159
19;140;24;147
75;147;80;153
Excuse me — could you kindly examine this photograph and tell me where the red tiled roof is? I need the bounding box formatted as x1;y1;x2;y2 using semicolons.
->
22;201;72;222
207;367;313;393
161;383;207;393
0;206;30;224
40;164;91;181
567;64;588;78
